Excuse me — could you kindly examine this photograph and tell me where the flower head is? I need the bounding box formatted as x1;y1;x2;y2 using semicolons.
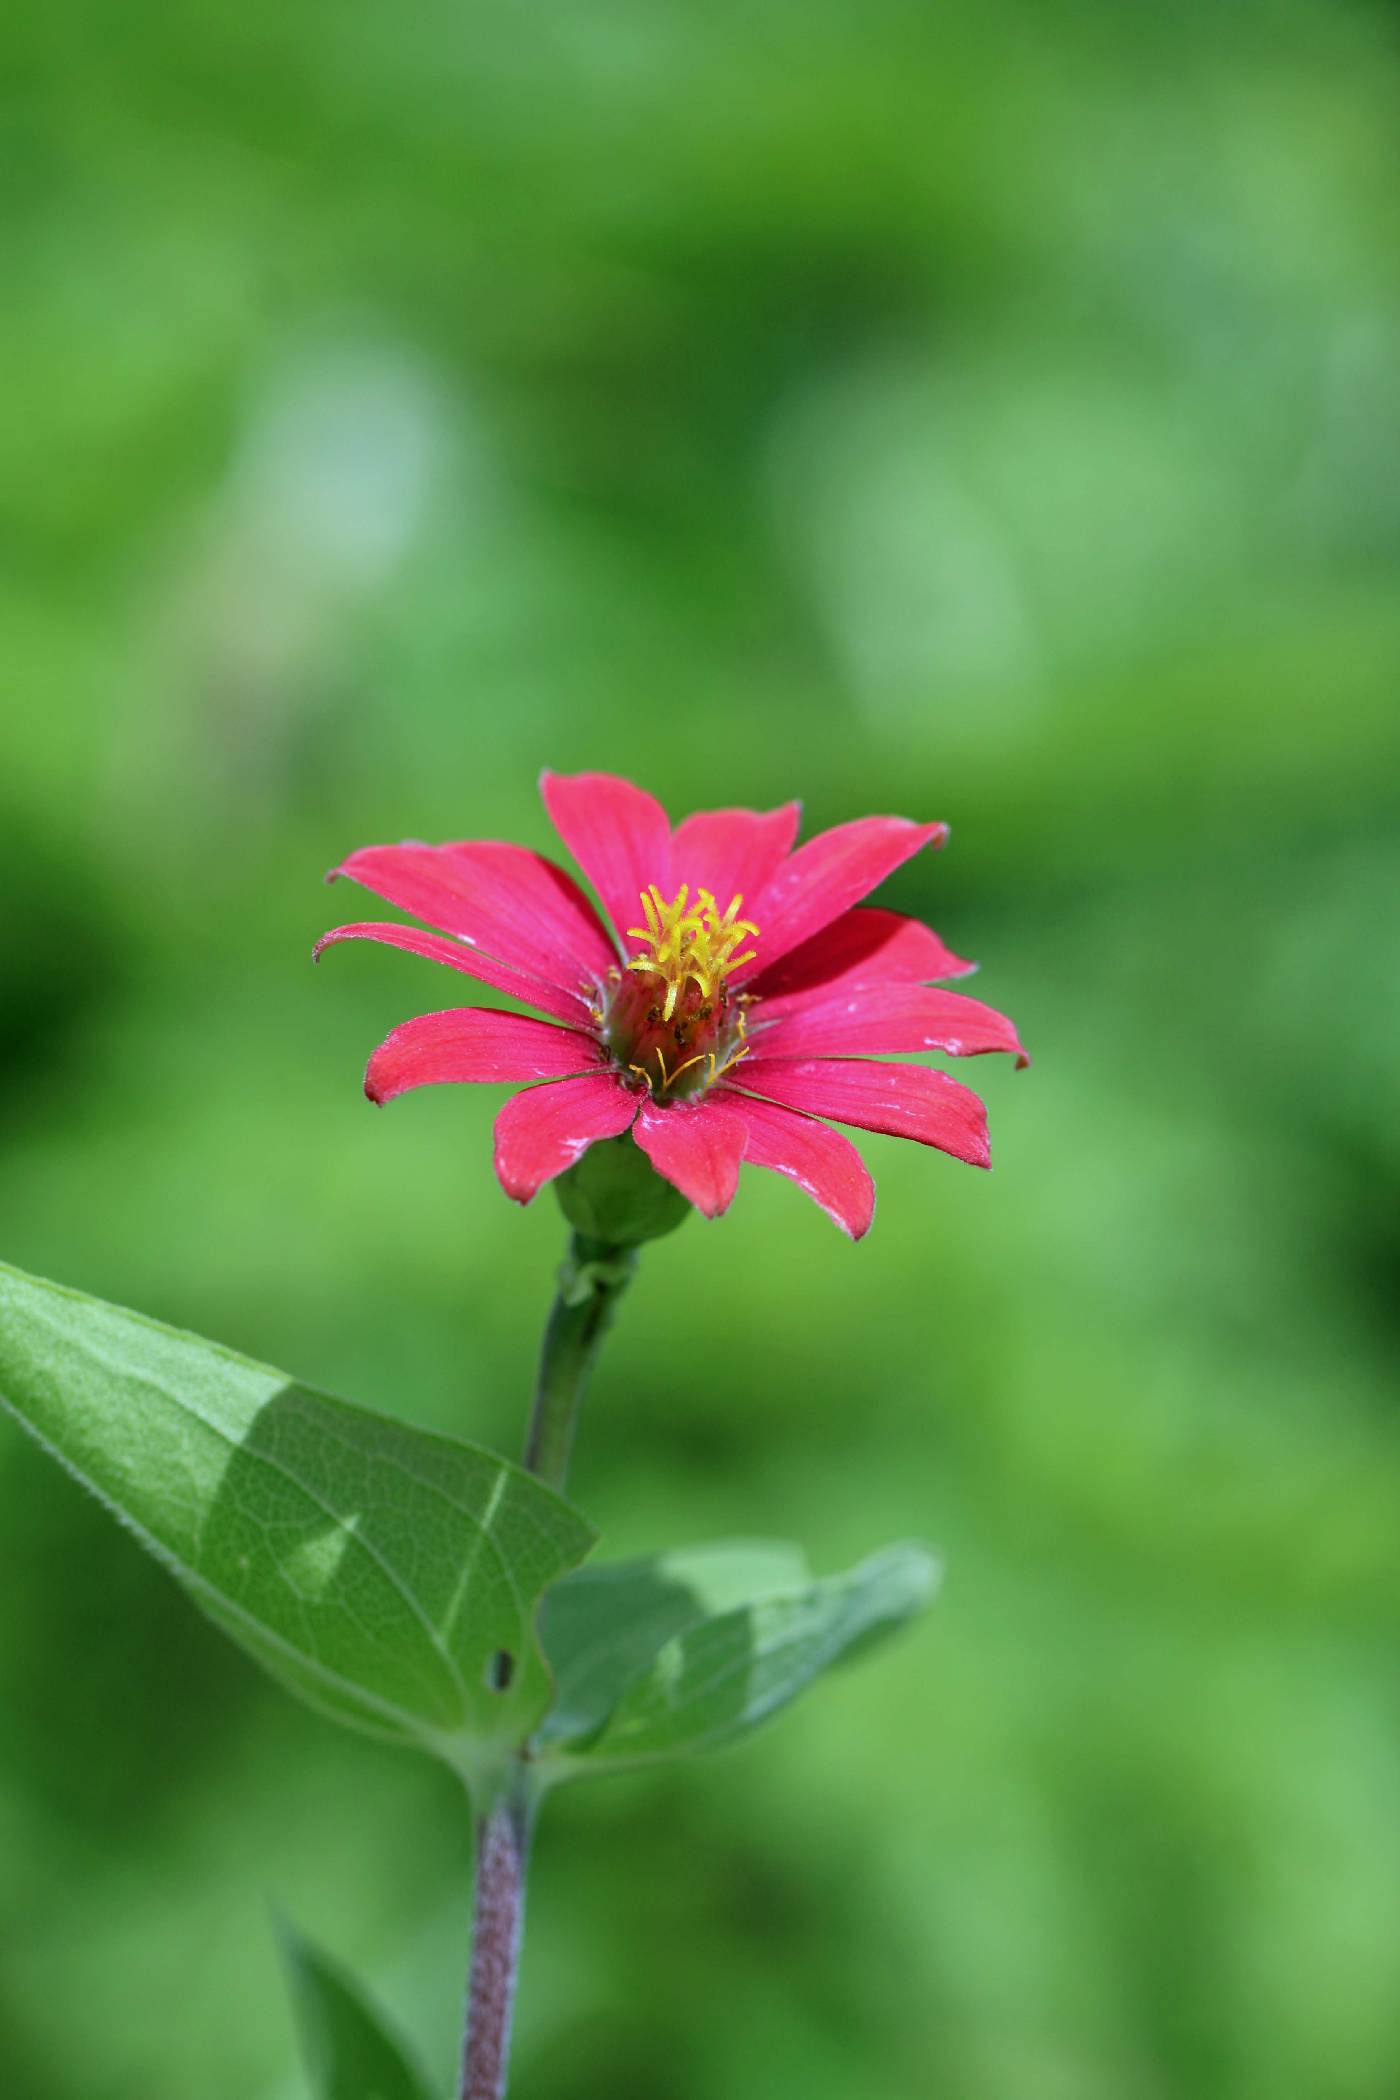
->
316;772;1027;1237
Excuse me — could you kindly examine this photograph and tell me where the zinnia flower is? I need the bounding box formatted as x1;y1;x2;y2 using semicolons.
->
316;772;1026;1237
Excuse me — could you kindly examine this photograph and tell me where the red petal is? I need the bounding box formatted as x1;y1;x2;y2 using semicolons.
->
732;1057;990;1168
331;841;613;992
750;984;1028;1065
712;1090;875;1238
633;1097;747;1219
364;1009;605;1105
539;770;672;952
668;802;801;916
740;818;948;982
753;906;975;1003
493;1074;639;1204
314;922;594;1026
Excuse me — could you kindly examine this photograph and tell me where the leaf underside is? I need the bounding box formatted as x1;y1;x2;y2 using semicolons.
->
536;1537;939;1778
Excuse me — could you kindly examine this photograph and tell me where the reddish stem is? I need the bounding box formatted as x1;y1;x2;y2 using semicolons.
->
460;1793;531;2100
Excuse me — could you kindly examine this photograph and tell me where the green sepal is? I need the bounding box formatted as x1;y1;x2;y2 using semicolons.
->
553;1132;692;1246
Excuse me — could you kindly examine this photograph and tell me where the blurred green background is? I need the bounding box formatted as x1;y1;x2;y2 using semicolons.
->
4;0;1400;2094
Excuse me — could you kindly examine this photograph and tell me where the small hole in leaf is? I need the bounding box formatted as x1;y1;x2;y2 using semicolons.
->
486;1650;515;1692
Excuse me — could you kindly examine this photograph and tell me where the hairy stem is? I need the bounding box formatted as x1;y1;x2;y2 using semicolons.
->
521;1232;635;1493
460;1788;533;2100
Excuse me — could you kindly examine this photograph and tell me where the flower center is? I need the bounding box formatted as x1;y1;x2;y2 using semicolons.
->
601;883;758;1099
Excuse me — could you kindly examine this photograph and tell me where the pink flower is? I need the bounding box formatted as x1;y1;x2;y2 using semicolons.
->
316;773;1026;1238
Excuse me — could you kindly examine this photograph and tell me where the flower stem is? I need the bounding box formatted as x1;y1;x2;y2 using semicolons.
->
460;1785;533;2100
521;1232;636;1494
460;1230;635;2098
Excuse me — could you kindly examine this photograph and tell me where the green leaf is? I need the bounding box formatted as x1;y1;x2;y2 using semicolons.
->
536;1540;938;1778
0;1260;596;1785
280;1920;438;2100
535;1538;812;1749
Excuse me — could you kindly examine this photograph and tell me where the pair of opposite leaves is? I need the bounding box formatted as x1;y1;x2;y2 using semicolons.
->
0;1260;936;1792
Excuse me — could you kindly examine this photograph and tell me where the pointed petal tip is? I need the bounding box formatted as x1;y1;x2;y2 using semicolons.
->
708;1089;876;1237
494;1170;537;1207
493;1072;640;1204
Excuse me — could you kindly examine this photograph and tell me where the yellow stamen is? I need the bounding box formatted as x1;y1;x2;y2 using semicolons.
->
625;884;759;1023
